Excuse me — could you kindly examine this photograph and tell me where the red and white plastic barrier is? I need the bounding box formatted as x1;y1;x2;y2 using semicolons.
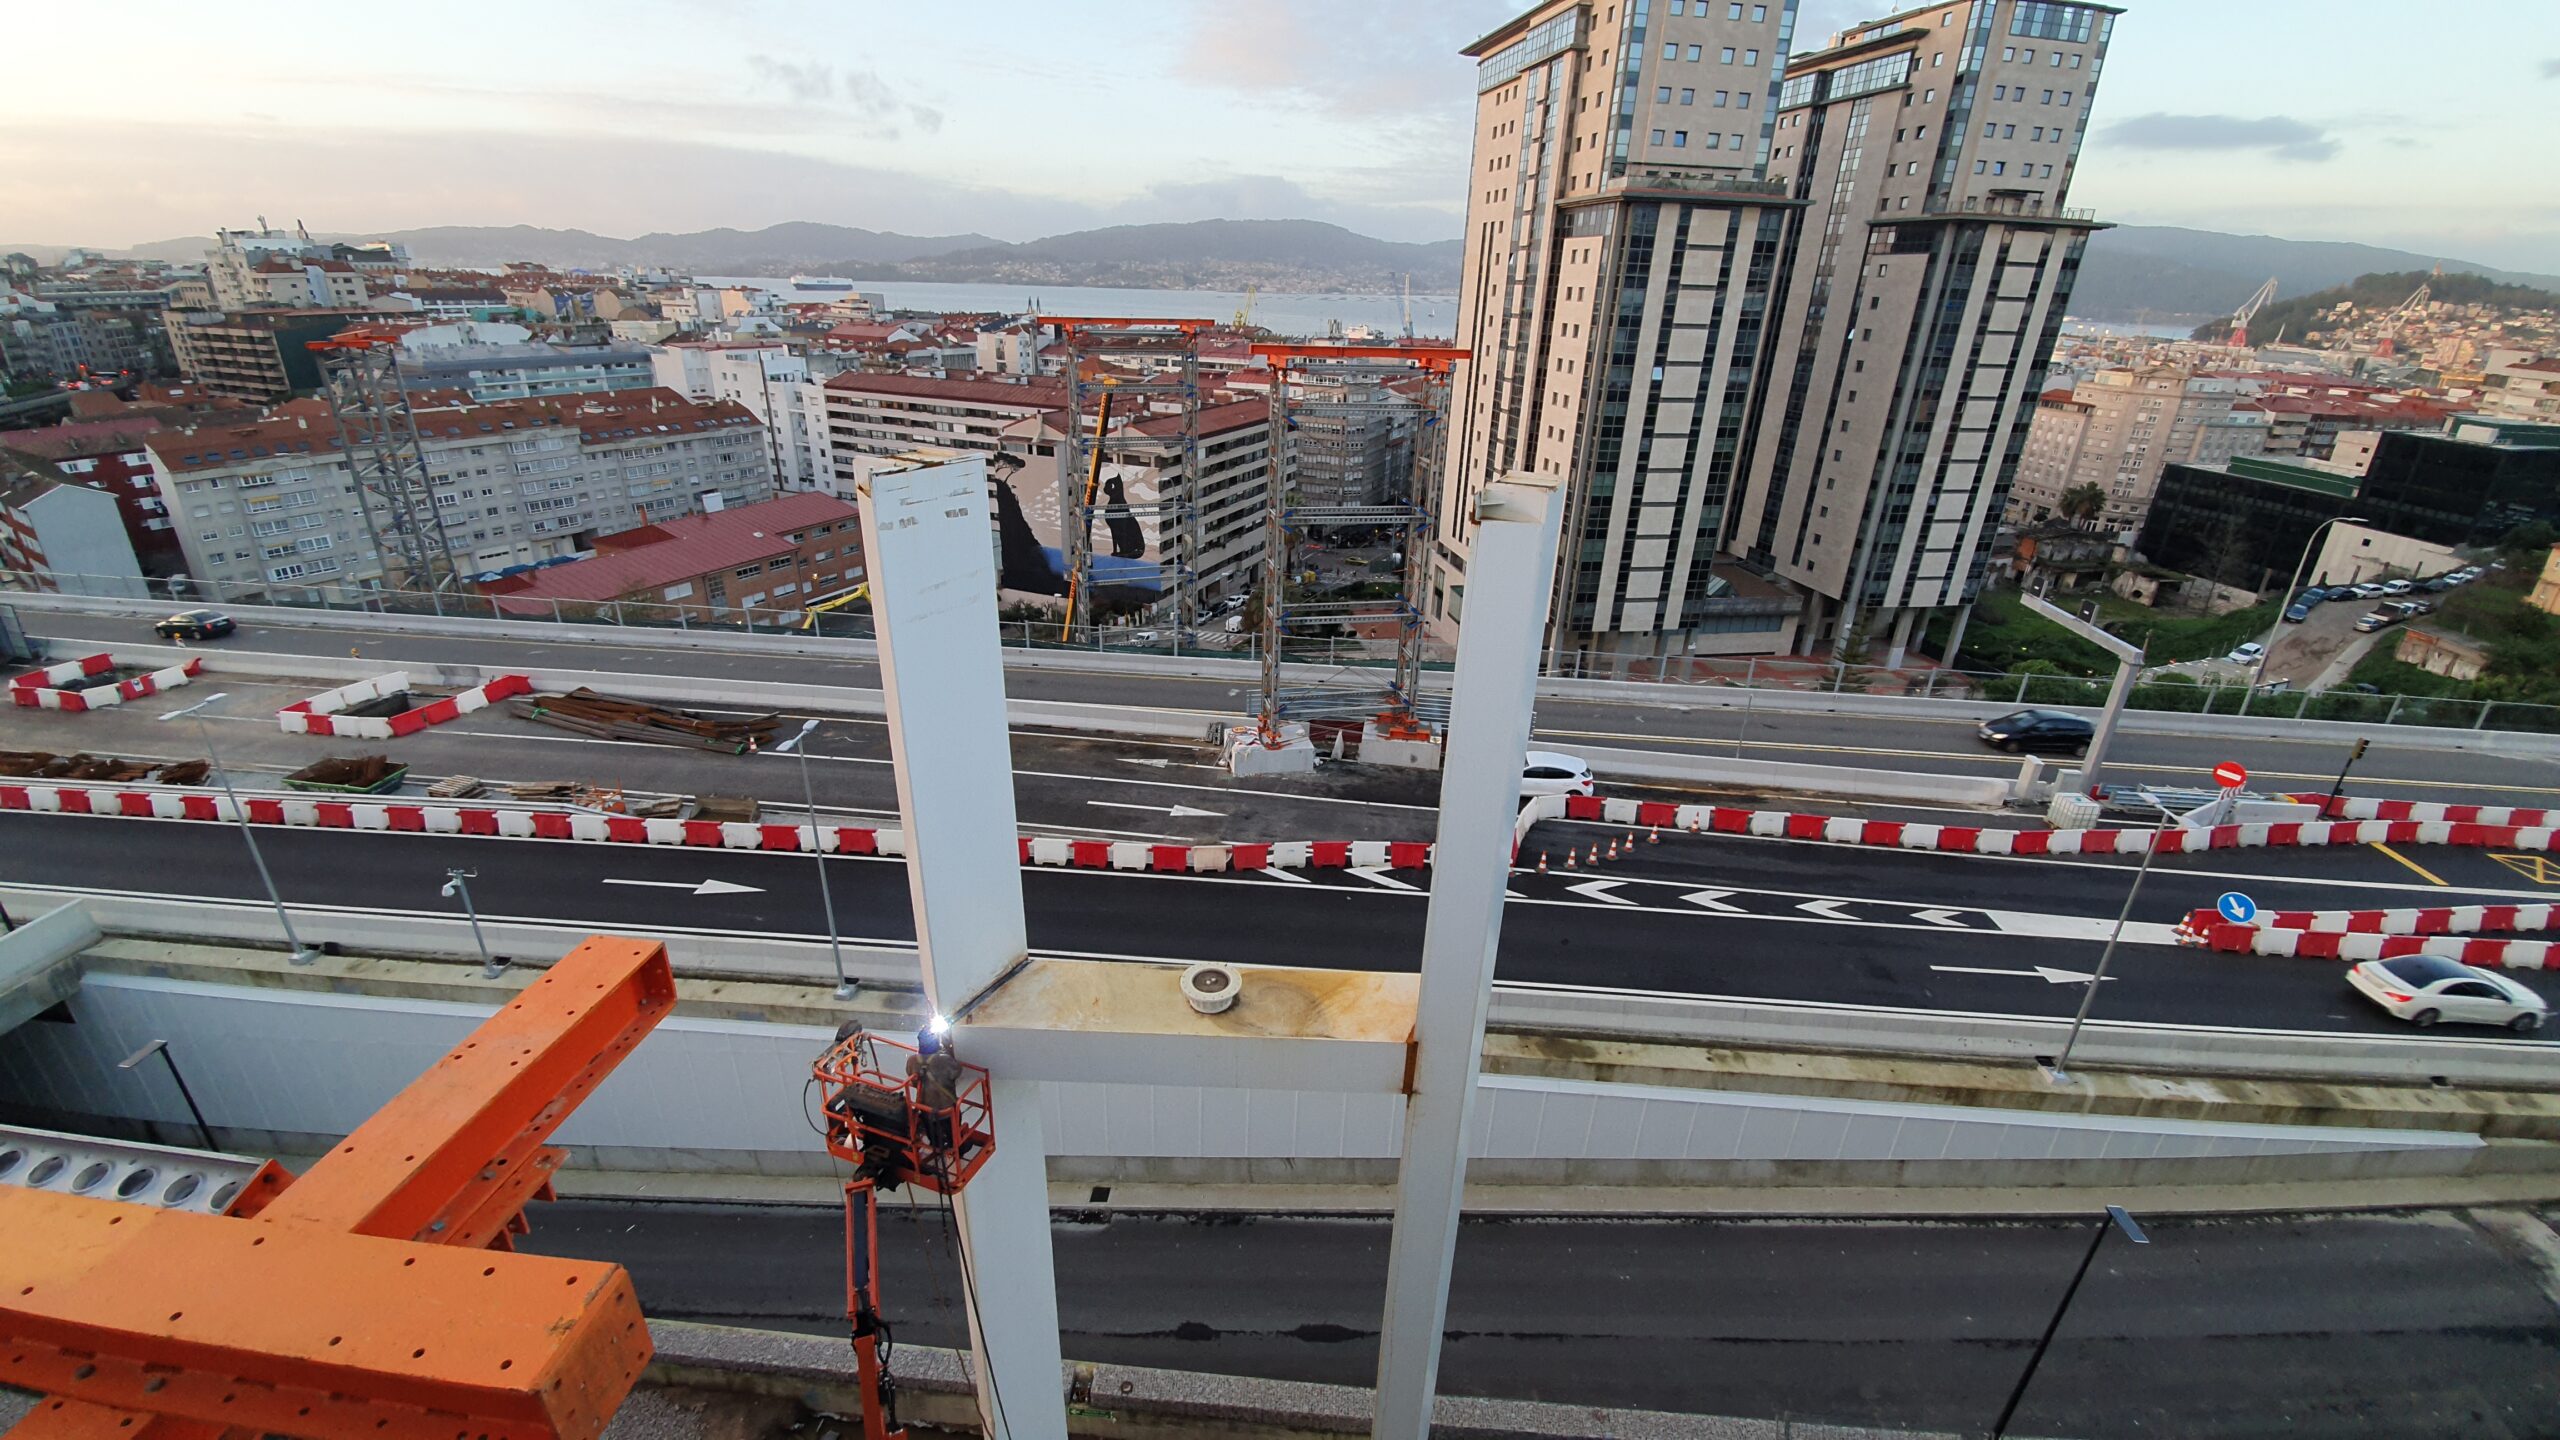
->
279;673;531;739
2185;902;2560;938
2294;793;2555;828
0;780;1437;871
9;654;204;713
2175;916;2560;971
1547;792;2558;855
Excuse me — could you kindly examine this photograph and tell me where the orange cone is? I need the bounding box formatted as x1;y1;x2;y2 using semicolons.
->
1607;837;1621;859
1587;844;1600;866
1648;825;1660;844
1564;850;1579;869
1536;851;1548;873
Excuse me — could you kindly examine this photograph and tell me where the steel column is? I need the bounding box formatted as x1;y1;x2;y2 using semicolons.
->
1370;473;1563;1439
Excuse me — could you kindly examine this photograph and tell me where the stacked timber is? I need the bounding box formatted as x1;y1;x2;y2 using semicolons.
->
509;689;782;754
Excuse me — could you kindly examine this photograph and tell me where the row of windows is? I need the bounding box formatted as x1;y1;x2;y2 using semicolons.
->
1990;83;2076;105
1649;128;1748;150
1664;1;1768;17
1662;42;1758;65
1653;85;1743;108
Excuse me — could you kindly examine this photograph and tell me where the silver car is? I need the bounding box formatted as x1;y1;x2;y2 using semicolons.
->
2348;955;2548;1033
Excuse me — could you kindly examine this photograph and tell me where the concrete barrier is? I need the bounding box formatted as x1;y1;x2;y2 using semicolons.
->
1573;745;2015;807
0;901;98;1032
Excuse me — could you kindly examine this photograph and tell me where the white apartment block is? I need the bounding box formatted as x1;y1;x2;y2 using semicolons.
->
143;389;773;595
2008;364;2253;532
2481;348;2560;422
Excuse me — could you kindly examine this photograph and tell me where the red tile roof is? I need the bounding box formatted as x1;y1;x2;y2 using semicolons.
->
1;416;167;460
823;372;1068;410
480;492;859;604
145;388;760;473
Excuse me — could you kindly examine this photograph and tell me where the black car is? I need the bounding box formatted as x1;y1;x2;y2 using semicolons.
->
1977;708;2094;755
153;608;235;641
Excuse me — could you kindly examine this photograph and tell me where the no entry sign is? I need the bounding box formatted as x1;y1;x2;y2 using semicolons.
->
2213;761;2248;789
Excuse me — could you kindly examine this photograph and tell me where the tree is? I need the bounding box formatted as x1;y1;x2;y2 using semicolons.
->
2057;482;2107;524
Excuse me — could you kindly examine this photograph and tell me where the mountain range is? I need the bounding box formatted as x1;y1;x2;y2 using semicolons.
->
11;218;2552;319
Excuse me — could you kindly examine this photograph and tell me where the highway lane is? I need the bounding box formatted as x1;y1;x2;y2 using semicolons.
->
519;1199;2560;1439
25;608;2560;804
10;811;2555;1039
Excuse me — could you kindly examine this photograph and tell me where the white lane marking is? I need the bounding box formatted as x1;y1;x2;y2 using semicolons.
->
1911;908;1972;928
1086;800;1226;818
1120;758;1173;769
1980;909;2183;946
1931;964;2113;984
1679;889;1749;914
1348;867;1423;892
1247;864;1313;884
1566;879;1637;906
1796;899;1858;921
602;878;764;896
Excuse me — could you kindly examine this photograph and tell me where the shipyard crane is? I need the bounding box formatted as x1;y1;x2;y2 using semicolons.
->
2372;282;2431;358
2226;276;2279;348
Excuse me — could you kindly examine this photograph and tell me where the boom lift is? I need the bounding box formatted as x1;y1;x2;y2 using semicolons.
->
810;1020;998;1440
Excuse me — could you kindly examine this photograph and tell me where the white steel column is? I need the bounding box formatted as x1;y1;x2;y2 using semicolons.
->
856;454;1067;1440
1371;473;1564;1439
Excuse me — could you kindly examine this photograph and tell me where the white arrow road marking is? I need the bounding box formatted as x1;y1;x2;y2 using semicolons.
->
1119;757;1174;769
1567;879;1637;906
1911;908;1973;928
1348;867;1422;892
602;878;765;896
1981;910;2185;947
1087;800;1228;818
1931;964;2114;985
1679;889;1749;914
1795;899;1859;920
1249;865;1312;884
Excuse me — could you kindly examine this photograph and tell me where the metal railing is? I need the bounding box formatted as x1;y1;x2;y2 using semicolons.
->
8;567;2558;736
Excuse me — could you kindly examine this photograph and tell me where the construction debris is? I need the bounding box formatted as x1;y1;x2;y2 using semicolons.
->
426;774;488;800
504;779;636;814
690;794;760;824
511;689;781;754
281;755;409;795
0;750;204;784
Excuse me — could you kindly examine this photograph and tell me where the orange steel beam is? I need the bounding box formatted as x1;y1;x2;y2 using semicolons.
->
1037;315;1215;337
1;936;677;1440
1251;342;1470;374
2;1187;648;1440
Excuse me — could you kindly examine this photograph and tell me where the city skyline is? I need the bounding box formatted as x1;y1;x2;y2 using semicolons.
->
3;1;2554;272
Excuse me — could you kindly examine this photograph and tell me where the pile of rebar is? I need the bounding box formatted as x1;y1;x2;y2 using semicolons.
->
511;689;781;754
0;750;160;782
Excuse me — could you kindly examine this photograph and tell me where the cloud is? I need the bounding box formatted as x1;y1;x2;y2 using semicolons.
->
744;55;942;136
1174;3;1511;117
2541;58;2560;78
2104;113;2341;163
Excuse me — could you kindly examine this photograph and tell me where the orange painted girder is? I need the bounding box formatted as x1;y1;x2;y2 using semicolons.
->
1;1185;649;1440
261;936;675;1242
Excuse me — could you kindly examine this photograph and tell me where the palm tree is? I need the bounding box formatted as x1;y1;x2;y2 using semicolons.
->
2057;482;2107;525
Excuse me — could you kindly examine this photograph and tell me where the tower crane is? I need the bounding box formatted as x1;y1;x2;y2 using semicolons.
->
2373;282;2430;358
2226;276;2279;348
1234;282;1258;329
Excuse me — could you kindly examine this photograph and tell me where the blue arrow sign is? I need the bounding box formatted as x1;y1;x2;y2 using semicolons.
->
2216;891;2258;924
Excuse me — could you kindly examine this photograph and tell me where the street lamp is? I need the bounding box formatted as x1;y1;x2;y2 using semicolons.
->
1989;1205;2151;1440
158;693;317;965
2240;514;2368;715
441;868;502;979
118;1038;216;1152
772;718;858;1000
2042;800;2177;1083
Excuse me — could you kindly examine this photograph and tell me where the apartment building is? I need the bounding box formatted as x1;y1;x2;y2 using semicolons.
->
1438;0;1802;660
480;491;862;615
2481;348;2560;422
1;417;187;575
205;228;395;310
652;342;831;491
396;336;656;401
820;373;1068;470
165;307;384;401
142;389;772;596
0;454;148;596
1730;0;2119;665
2007;364;2253;531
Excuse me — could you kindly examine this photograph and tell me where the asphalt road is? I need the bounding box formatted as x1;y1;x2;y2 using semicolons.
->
23;608;2560;807
10;810;2556;1040
519;1199;2560;1439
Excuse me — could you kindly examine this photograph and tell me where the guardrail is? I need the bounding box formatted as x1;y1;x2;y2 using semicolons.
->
16;569;2557;740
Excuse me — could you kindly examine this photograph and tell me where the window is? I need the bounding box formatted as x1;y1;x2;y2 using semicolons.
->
2039;163;2053;177
734;562;763;578
1651;128;1667;144
1729;131;1742;148
2002;124;2016;137
1718;46;1733;62
1744;49;1758;64
1975;159;1987;173
1672;130;1688;146
2002;46;2015;60
1703;130;1722;148
1680;87;1694;103
1688;44;1703;60
1663;42;1678;59
2021;49;2034;63
1727;1;1741;14
2070;53;2082;68
1657;86;1672;101
2031;126;2043;140
2060;90;2072;105
1994;84;2007;99
1915;123;1927;137
1715;89;1729;105
2042;89;2054;103
1992;160;2006;174
1752;4;1766;19
1933;52;1943;66
661;582;694;601
1984;121;1997;137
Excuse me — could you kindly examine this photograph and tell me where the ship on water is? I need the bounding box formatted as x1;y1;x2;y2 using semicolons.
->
790;275;857;291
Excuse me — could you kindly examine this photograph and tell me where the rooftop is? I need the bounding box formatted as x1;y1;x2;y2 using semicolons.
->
481;492;859;604
822;371;1068;410
145;389;760;474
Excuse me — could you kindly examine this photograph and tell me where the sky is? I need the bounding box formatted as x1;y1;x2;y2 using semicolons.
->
3;0;2555;272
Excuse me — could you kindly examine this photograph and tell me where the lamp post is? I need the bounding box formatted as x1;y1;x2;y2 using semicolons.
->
1989;1205;2151;1440
772;718;858;1000
441;868;501;978
118;1038;216;1152
2240;514;2367;715
159;693;317;965
2043;801;2176;1083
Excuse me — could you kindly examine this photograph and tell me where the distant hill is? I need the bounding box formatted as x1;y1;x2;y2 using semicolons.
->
82;222;995;274
2070;225;2560;324
2185;269;2558;344
846;220;1465;291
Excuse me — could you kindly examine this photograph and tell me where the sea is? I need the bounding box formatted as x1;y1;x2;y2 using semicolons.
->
696;276;1458;340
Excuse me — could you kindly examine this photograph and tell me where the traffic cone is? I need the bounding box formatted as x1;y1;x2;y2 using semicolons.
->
1564;849;1578;869
1648;826;1660;845
1536;851;1548;873
1607;837;1621;860
1688;815;1702;833
1587;844;1599;866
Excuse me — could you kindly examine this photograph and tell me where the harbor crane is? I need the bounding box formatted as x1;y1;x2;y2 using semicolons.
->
2226;276;2279;348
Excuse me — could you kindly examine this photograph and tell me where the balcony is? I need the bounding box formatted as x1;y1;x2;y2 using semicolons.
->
1910;194;2099;223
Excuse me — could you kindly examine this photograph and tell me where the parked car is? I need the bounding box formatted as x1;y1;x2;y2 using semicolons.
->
2350;582;2388;599
2420;577;2454;593
152;608;234;641
2283;603;2313;623
1976;709;2094;756
2225;641;2266;664
1520;751;1596;797
2353;609;2405;633
2296;587;2332;605
2348;955;2548;1033
2381;579;2414;596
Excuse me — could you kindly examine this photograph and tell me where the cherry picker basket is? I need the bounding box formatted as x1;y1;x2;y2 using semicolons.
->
813;1028;994;1194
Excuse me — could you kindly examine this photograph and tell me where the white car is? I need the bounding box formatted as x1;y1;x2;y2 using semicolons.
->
2348;955;2548;1033
1520;750;1595;797
2224;641;2265;665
